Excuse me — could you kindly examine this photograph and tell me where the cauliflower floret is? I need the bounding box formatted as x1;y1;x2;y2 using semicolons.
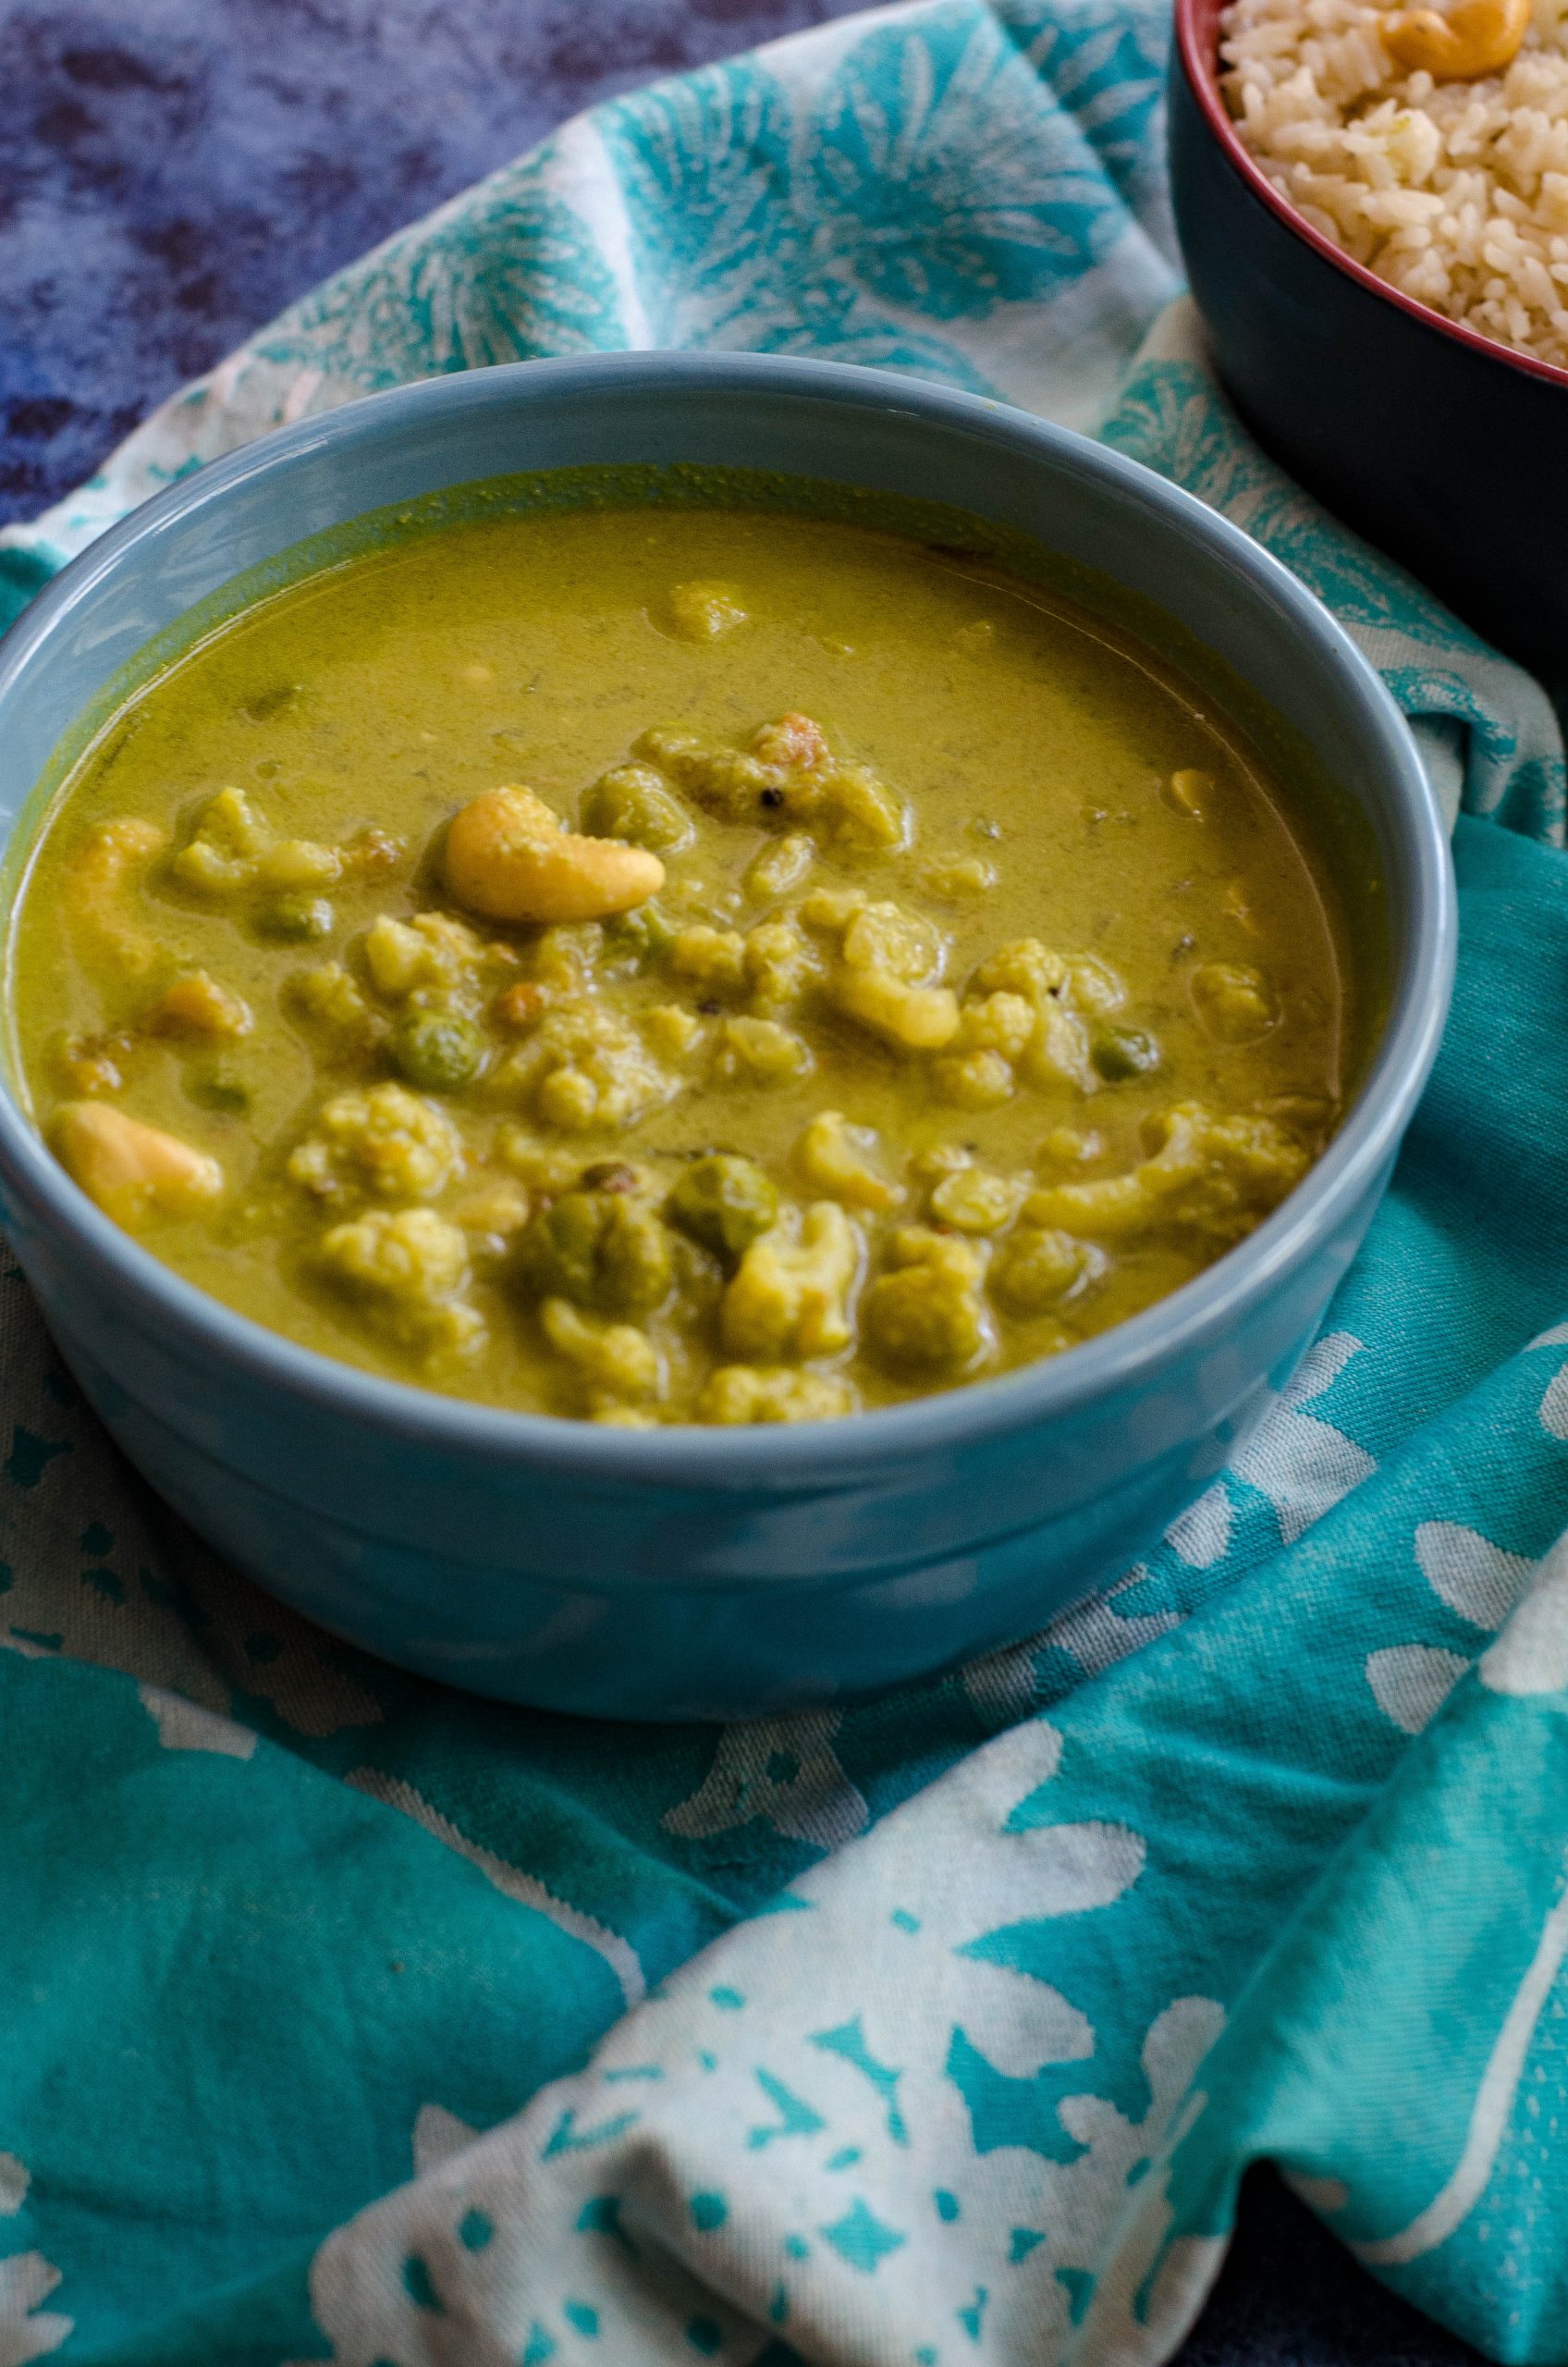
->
798;886;869;935
316;1206;484;1358
251;838;342;892
813;881;955;1050
363;912;480;1000
634;727;778;823
1039;1123;1106;1169
793;1111;902;1211
533;925;603;994
669;925;747;997
743;831;815;903
841;901;945;985
743;916;823;1012
288;1083;462;1205
1065;955;1126;1015
641;1003;705;1061
885;1223;987;1284
988;1224;1106;1317
928;1166;1024;1233
908;1142;972;1188
958;940;1107;1095
539;1295;663;1410
635;716;908;847
698;1366;858;1424
1021;1003;1096;1093
667;580;748;642
1023;1101;1310;1246
449;1179;532;1243
493;1131;588;1196
291;962;368;1030
721;1201;862;1362
1190;962;1279;1044
930;1048;1015;1110
918;851;997;900
170;788;271;895
925;982;1037;1107
710;1015;814;1087
815;757;908;848
953;989;1035;1063
497;998;680;1133
835;969;961;1052
860;1227;990;1375
288;961;386;1055
971;938;1068;1002
171;789;344;907
55;1028;132;1098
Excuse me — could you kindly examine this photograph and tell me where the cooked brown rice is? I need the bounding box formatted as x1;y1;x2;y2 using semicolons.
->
1219;0;1568;368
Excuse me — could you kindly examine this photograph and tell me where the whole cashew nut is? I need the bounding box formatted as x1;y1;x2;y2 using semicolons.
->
1382;0;1529;79
444;785;665;924
54;1099;224;1229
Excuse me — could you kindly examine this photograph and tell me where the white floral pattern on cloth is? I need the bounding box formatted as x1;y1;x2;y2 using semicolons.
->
3;2;1568;2362
289;1716;1225;2367
268;1334;1568;2367
0;2152;69;2367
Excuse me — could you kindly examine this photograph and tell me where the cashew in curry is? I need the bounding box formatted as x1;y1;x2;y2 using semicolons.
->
14;498;1351;1427
53;1100;224;1228
66;816;169;979
444;785;665;924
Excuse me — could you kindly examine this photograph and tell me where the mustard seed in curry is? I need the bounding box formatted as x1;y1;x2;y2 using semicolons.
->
9;497;1354;1425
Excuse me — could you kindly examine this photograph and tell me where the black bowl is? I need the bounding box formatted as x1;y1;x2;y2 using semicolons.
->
1170;0;1568;696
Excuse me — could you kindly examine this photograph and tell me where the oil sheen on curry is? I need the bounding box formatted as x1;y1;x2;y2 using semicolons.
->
10;497;1354;1428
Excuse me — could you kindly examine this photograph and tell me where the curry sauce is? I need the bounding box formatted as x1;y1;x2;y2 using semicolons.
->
9;496;1354;1423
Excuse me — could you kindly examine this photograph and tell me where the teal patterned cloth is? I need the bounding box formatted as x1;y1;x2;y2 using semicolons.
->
5;4;1568;2362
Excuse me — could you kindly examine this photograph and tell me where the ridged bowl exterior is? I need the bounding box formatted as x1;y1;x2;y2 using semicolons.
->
0;354;1453;1719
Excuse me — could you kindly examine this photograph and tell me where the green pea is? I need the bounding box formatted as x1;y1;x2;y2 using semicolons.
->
258;892;335;942
604;899;677;967
666;1153;778;1263
1091;1024;1161;1082
186;1070;251;1114
389;1010;486;1093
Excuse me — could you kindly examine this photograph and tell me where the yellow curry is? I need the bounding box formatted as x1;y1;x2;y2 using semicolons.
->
8;493;1354;1425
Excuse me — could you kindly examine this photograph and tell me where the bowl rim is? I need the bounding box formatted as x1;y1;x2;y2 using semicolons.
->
1173;0;1568;395
0;348;1456;1485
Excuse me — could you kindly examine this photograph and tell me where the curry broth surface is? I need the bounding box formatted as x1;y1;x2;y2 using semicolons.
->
10;502;1352;1423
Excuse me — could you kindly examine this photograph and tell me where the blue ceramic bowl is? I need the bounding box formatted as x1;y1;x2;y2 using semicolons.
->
1170;0;1568;696
0;354;1453;1720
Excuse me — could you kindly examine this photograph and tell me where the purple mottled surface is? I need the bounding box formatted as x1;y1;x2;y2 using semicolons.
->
0;0;854;525
0;3;1483;2360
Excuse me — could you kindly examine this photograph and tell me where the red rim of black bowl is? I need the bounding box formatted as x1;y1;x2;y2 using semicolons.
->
1175;0;1568;391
